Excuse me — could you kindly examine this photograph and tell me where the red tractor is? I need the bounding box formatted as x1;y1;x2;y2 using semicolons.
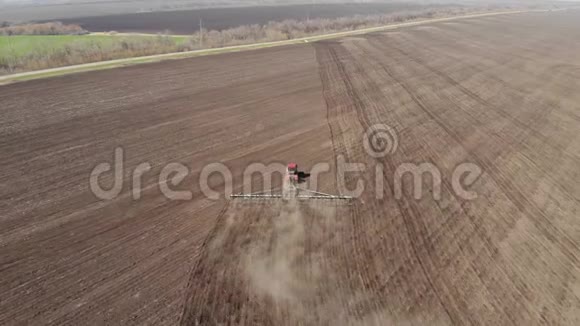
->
287;162;300;184
230;162;352;201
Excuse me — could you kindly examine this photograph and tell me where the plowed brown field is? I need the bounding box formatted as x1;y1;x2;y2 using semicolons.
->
1;10;580;326
57;2;430;34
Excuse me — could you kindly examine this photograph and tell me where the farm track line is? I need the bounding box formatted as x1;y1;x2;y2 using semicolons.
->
406;59;578;284
351;39;537;323
321;41;457;324
317;41;451;323
379;36;580;205
362;37;580;261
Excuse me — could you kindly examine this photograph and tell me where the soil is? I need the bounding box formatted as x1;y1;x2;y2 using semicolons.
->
1;9;580;326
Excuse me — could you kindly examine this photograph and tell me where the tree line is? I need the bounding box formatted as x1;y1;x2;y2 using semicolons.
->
0;22;88;36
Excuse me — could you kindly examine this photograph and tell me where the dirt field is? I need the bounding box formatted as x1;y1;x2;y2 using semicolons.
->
1;9;580;326
0;1;405;22
57;3;438;34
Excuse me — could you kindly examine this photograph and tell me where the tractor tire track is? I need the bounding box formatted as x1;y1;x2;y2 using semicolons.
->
315;40;457;324
360;35;580;265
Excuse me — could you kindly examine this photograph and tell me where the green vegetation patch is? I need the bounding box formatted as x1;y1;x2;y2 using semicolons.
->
0;34;189;74
0;35;187;56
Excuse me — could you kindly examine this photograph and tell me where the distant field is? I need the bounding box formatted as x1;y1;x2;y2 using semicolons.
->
0;34;189;74
0;1;438;23
0;0;346;22
0;35;116;58
58;3;449;34
0;35;187;57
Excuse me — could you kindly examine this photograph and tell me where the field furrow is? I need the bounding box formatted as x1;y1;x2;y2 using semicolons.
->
2;9;580;326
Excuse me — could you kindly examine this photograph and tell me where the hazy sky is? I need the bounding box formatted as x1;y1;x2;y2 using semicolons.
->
0;0;433;7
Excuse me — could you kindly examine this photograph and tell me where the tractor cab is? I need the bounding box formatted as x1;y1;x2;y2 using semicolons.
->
287;163;298;174
287;163;299;183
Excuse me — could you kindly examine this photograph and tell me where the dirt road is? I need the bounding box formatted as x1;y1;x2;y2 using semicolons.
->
1;9;580;326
